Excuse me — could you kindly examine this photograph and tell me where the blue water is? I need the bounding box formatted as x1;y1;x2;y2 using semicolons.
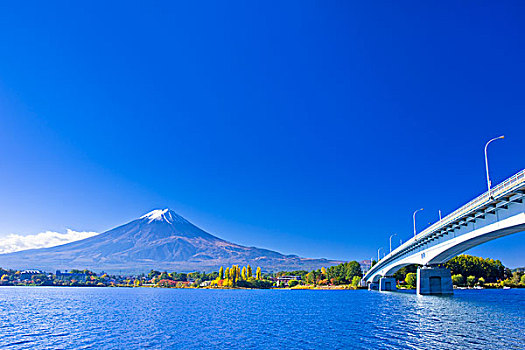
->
0;287;523;349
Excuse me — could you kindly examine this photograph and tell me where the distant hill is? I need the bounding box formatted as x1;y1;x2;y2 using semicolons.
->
0;209;342;273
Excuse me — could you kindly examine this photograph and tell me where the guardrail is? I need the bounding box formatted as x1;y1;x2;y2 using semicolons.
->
416;169;525;242
365;169;525;280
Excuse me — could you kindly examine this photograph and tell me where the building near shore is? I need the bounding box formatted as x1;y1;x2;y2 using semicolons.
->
55;270;88;282
19;270;43;281
276;275;301;287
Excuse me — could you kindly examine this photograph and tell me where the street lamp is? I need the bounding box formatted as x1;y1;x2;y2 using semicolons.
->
484;135;504;199
377;247;383;262
389;233;397;253
413;208;424;238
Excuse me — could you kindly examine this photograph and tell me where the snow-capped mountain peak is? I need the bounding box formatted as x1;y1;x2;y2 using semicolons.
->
140;209;186;224
141;209;169;221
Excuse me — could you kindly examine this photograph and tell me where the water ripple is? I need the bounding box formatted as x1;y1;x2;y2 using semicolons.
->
0;287;523;349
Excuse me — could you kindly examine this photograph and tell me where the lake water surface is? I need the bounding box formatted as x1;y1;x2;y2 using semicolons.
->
0;287;523;349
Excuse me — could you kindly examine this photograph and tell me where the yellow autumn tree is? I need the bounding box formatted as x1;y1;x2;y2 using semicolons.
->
235;265;240;281
229;266;236;285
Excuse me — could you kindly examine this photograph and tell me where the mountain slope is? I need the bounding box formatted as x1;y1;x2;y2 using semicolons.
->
0;209;342;273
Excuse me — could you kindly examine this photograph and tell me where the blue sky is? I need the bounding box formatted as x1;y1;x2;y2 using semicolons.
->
0;2;524;266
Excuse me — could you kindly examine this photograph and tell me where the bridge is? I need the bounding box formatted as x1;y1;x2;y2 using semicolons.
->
364;169;525;295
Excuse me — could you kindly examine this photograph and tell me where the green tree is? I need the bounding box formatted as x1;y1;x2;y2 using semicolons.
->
345;261;363;281
394;265;418;282
147;270;160;280
219;266;224;280
521;274;525;285
405;273;417;287
256;267;262;280
241;266;247;281
451;274;464;286
511;272;521;284
351;276;362;287
251;279;273;289
225;267;230;280
306;271;318;285
326;261;362;284
446;255;505;283
247;265;252;279
288;280;299;288
477;277;485;286
466;275;476;287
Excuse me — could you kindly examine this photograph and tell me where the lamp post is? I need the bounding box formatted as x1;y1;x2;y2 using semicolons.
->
389;233;397;253
484;136;504;199
413;208;424;238
377;247;383;262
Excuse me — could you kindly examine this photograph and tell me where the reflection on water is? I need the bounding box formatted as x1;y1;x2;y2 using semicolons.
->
0;287;523;349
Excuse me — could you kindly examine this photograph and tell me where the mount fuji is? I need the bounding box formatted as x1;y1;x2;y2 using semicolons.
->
0;209;342;273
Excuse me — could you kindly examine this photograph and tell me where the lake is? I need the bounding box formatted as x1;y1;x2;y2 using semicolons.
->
0;287;523;349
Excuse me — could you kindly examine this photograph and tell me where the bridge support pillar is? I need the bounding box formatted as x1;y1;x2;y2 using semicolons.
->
379;277;397;291
368;282;379;291
417;266;453;295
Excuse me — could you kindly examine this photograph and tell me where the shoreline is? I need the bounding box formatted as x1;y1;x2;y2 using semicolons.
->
2;284;523;291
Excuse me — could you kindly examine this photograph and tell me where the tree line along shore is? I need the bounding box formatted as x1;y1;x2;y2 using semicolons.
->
1;255;523;289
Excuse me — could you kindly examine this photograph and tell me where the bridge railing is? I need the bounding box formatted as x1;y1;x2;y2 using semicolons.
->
366;169;525;280
415;168;525;242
